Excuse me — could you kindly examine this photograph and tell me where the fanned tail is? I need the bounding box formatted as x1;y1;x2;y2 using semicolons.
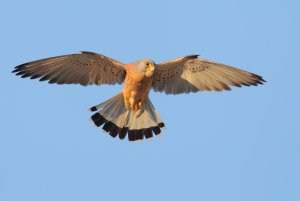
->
90;92;165;141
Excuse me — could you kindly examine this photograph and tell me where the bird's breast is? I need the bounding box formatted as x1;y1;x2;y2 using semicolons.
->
123;74;153;98
123;66;153;110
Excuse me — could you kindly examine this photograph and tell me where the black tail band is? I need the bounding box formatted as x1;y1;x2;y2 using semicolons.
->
91;112;165;141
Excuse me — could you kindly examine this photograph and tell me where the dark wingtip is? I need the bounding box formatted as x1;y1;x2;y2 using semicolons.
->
251;73;266;84
12;68;20;73
21;73;31;78
90;106;98;112
80;51;97;55
16;71;24;76
39;76;48;82
185;54;199;59
30;74;41;79
48;79;58;84
12;63;28;74
255;77;266;85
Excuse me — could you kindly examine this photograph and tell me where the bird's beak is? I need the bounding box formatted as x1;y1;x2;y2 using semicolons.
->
148;63;155;71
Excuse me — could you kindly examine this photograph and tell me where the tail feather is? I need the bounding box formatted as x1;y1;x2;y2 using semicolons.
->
90;92;165;141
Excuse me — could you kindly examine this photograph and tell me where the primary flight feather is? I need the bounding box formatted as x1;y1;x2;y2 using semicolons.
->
12;51;265;141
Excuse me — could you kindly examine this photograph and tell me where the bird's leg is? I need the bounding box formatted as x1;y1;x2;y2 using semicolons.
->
138;101;143;110
129;98;135;110
129;91;137;110
123;91;131;110
124;98;131;110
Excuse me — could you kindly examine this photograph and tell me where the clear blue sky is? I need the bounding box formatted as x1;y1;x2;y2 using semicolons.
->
1;0;299;200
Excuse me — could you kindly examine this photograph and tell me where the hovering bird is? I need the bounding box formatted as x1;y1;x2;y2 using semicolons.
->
12;51;265;141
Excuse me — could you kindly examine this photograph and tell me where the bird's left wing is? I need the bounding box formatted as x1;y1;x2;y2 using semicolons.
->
12;51;126;86
152;55;265;94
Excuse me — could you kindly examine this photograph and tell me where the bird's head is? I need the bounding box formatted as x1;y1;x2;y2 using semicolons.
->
135;59;155;77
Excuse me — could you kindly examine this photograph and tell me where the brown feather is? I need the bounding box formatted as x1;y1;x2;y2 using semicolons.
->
153;56;265;94
12;52;126;86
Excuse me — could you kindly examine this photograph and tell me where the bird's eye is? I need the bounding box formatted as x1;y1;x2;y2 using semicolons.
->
146;62;150;66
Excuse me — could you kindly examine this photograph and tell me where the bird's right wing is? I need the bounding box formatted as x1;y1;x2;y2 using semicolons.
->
152;55;265;94
12;51;126;86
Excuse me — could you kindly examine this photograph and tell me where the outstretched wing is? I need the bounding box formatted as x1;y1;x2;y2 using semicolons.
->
152;55;265;94
12;51;126;86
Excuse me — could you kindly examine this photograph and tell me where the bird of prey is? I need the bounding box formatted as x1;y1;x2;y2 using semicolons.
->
12;51;265;141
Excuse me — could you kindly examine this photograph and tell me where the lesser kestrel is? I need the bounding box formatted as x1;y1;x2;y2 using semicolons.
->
12;51;265;141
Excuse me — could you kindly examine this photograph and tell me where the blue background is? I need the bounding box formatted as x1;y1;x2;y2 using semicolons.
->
1;0;299;200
